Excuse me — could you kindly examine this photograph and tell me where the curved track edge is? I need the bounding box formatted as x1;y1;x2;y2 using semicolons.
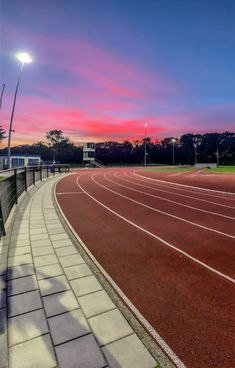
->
53;174;187;368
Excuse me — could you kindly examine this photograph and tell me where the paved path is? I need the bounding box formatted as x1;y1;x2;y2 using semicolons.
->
0;176;157;368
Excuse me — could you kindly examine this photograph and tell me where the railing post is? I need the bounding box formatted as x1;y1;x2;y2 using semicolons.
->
24;167;27;191
47;165;49;178
33;167;35;185
14;168;18;204
0;201;6;236
40;165;42;181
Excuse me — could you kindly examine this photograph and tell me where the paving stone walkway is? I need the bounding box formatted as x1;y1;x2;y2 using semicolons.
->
0;175;158;368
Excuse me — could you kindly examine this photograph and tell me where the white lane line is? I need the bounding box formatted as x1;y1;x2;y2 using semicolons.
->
127;172;235;210
112;173;235;220
60;176;188;368
94;173;235;240
134;170;235;200
57;191;85;195
75;175;235;285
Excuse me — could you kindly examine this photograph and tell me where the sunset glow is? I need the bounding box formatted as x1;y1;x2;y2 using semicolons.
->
1;1;234;147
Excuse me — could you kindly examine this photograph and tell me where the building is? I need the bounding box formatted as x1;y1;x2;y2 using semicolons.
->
0;154;41;170
82;143;95;165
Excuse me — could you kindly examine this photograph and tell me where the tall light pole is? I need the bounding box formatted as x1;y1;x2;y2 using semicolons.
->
144;123;148;166
7;52;32;169
172;138;176;165
0;84;5;113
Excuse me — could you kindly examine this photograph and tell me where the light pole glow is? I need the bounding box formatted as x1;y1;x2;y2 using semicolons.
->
172;138;176;165
17;52;33;64
144;123;148;166
7;52;32;169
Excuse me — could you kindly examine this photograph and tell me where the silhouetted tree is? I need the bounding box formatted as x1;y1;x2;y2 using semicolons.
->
0;126;6;143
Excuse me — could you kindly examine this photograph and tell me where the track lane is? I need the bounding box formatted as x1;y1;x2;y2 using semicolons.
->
89;173;235;278
124;171;235;214
109;172;235;228
134;170;235;201
56;170;235;368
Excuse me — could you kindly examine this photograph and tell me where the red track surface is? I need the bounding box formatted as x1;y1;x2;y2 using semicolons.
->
56;168;235;368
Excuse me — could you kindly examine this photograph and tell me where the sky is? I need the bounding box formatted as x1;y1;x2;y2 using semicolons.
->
0;0;235;146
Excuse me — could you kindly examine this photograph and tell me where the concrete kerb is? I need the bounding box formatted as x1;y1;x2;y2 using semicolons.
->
0;174;67;368
0;182;42;368
53;174;184;368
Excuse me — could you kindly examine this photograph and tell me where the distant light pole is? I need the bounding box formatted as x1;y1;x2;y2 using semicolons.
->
172;138;176;165
144;123;148;166
7;52;32;169
195;147;198;166
216;148;219;167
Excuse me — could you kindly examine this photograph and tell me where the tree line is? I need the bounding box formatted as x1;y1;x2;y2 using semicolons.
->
0;128;234;165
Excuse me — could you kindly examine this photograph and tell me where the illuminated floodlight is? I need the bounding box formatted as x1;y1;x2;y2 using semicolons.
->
17;52;32;64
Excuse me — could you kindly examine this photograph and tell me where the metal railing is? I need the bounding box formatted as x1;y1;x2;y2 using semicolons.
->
0;164;70;237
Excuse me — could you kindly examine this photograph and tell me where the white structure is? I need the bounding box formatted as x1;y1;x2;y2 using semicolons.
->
0;154;41;170
83;143;95;164
195;163;217;169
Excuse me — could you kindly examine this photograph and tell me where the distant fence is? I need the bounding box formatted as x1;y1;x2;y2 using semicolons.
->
0;164;70;238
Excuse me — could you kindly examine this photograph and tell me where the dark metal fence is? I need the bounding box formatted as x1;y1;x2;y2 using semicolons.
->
0;164;69;238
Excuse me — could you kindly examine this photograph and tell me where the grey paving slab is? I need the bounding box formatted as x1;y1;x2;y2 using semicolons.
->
48;228;65;235
36;263;63;280
59;254;85;268
8;254;33;267
30;224;46;230
8;246;31;256
10;240;30;247
50;233;70;241
43;290;79;317
8;290;42;317
8;309;48;346
31;239;52;248
32;246;55;257
102;334;157;368
7;275;38;296
0;289;6;308
47;223;64;229
11;234;30;241
55;246;77;257
48;309;90;345
38;275;70;296
7;265;35;280
56;334;107;368
9;334;57;368
0;308;7;368
30;228;48;235
88;309;133;346
70;275;102;297
78;290;116;318
64;263;92;280
31;233;50;241
52;239;73;248
11;234;29;242
33;254;58;267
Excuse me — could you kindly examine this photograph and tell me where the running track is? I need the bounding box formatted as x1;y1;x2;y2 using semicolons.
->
56;168;235;368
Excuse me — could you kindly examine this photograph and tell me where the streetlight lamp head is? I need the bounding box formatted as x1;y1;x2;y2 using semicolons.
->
172;138;176;143
17;53;32;64
145;123;148;127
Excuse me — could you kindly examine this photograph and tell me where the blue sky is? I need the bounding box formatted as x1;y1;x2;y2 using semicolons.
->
1;0;235;145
